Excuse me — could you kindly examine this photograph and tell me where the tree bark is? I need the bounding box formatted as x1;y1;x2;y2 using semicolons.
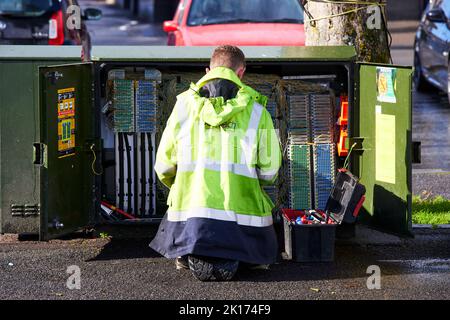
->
304;1;390;63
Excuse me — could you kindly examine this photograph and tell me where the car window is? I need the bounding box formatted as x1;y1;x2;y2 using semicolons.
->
187;0;304;26
0;0;54;16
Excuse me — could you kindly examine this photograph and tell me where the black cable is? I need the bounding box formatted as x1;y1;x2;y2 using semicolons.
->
124;134;133;214
147;132;154;216
118;133;125;211
140;133;146;217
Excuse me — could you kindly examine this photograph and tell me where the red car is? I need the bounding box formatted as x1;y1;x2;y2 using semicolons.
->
163;0;305;46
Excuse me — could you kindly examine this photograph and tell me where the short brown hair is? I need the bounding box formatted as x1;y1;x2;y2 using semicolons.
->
210;45;246;71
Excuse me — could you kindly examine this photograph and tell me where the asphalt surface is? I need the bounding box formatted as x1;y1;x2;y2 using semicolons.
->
1;226;449;300
80;0;167;46
412;90;450;199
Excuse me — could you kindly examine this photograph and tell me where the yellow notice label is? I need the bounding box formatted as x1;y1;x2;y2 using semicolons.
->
57;87;75;94
375;112;396;184
58;117;76;158
57;87;76;158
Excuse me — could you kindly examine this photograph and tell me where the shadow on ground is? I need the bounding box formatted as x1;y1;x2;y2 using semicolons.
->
89;237;162;261
87;226;450;283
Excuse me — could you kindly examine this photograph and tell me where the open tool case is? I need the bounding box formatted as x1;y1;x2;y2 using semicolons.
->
282;169;366;262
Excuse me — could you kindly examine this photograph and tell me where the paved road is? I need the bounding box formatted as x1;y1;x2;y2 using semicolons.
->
413;92;450;173
0;227;449;300
80;0;167;46
412;91;450;199
390;20;418;66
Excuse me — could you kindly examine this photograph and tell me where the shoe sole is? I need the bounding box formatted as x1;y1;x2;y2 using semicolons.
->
213;260;239;281
188;255;239;282
188;255;214;281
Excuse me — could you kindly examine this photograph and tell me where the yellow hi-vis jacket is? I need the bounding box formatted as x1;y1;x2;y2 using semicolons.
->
150;67;281;264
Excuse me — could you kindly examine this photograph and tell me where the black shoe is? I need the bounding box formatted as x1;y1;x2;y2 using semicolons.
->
188;255;239;281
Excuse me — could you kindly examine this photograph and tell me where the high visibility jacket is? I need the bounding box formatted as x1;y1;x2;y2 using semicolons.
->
150;67;282;264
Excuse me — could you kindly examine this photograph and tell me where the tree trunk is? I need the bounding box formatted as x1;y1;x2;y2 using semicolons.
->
304;2;390;63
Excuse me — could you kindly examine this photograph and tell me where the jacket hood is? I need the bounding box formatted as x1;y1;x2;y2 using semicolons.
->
192;67;252;127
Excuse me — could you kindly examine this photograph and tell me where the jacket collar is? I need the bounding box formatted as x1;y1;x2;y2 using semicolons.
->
194;67;244;90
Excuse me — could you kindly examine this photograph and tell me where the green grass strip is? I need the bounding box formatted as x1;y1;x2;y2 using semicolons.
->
412;195;450;226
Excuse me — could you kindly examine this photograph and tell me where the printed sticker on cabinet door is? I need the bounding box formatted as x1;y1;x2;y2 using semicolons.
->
376;67;397;104
58;118;76;158
57;87;76;118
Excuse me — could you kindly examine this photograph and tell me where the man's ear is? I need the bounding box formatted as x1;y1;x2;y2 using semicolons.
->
236;66;246;79
205;67;210;74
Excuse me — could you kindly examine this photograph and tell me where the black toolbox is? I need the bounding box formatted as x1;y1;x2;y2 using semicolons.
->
282;170;366;262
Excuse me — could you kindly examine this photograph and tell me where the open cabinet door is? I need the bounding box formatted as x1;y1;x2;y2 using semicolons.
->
38;63;95;240
353;63;413;236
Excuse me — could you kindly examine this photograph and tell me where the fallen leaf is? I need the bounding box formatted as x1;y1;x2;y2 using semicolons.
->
310;288;320;293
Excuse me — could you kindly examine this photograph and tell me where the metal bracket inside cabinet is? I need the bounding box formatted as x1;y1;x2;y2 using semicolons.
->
348;137;365;153
33;143;47;168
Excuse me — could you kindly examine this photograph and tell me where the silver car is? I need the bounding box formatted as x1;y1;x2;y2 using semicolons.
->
414;0;450;101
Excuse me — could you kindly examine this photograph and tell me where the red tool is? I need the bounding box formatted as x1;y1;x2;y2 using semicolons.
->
352;195;366;218
101;201;136;220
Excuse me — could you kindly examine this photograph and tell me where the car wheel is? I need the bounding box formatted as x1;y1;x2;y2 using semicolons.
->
413;51;431;92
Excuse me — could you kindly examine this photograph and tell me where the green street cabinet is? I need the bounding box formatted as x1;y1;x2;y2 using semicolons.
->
0;45;413;240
